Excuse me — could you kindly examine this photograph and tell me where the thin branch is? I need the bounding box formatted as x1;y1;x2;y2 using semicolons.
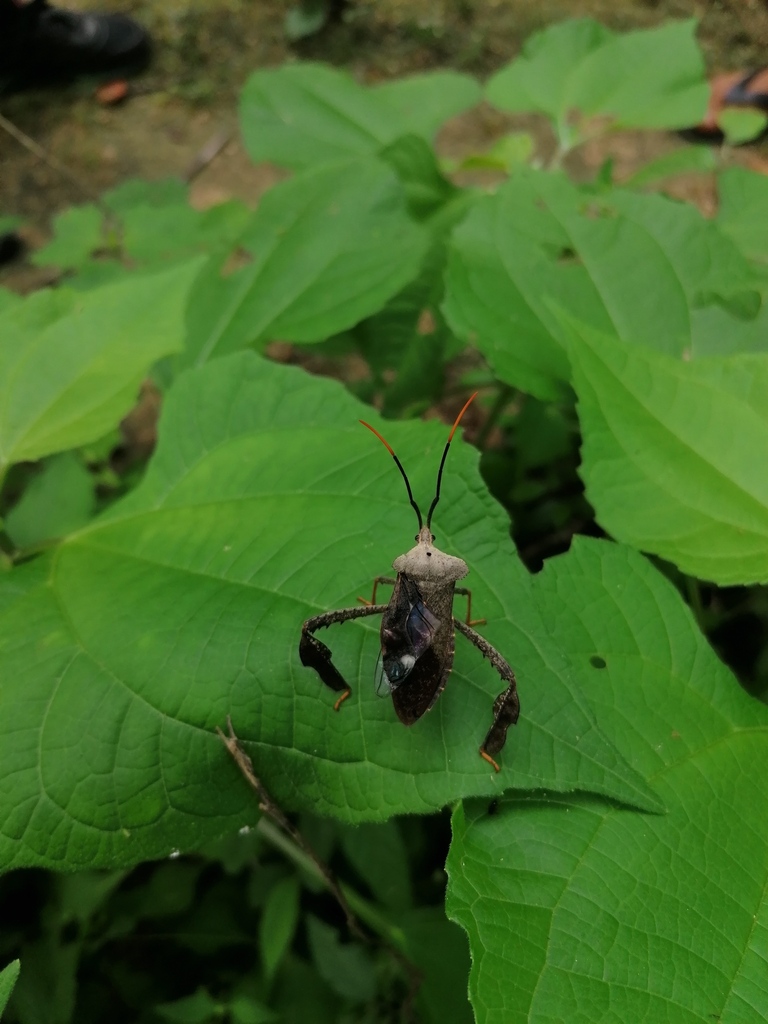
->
218;716;365;941
218;717;423;1019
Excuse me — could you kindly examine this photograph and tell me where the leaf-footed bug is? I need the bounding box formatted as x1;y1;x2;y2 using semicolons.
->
299;394;520;771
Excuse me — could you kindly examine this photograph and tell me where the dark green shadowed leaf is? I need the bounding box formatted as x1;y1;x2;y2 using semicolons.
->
339;820;412;912
447;538;768;1024
0;352;660;875
401;908;474;1024
260;876;301;981
306;916;375;1003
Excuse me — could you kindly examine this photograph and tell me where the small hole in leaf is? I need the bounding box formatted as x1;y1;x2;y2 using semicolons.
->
590;655;607;669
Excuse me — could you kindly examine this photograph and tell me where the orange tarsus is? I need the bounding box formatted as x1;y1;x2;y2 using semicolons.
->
480;748;501;773
333;689;352;712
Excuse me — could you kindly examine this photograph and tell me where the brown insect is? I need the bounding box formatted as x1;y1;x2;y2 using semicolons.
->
299;395;520;771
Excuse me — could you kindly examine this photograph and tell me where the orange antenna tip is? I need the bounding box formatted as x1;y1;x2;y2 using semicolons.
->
447;392;479;443
360;419;395;456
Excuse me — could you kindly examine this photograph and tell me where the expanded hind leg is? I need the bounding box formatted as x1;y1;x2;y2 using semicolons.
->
300;604;387;709
454;619;520;773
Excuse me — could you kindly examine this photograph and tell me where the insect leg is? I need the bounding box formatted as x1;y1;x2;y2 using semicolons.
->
300;605;388;710
454;586;486;627
453;619;520;773
358;576;397;606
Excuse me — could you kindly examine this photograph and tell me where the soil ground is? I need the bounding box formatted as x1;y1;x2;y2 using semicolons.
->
2;0;768;254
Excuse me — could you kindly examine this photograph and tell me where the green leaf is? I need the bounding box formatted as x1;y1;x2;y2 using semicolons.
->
306;916;375;1003
5;452;95;550
110;180;251;265
566;316;768;585
599;188;762;355
0;352;660;875
273;954;338;1022
379;134;459;220
340;821;412;911
0;289;20;316
260;876;301;981
155;988;220;1023
183;158;427;367
444;167;763;397
284;1;328;42
487;19;708;135
486;18;612;117
32;205;103;269
239;63;480;169
33;180;251;272
719;107;768;146
0;260;201;473
717;167;768;264
447;538;768;1024
401;909;473;1024
0;960;20;1018
443;169;690;398
624;145;716;188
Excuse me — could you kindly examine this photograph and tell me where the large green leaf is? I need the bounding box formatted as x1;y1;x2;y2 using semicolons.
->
716;167;768;265
486;19;707;135
443;168;763;398
0;260;201;474
443;170;687;398
567;317;768;585
0;352;660;875
239;63;481;169
447;538;768;1024
183;158;427;367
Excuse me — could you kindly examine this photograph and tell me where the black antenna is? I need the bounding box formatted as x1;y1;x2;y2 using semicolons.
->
426;392;478;529
360;420;423;530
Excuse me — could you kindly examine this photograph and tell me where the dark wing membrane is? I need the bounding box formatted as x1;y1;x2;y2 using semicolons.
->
381;574;441;687
391;646;450;726
405;600;440;659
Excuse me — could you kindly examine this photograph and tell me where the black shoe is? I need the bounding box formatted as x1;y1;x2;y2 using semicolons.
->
0;0;151;87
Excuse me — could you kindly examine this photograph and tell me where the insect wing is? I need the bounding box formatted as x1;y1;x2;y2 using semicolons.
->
406;599;439;659
391;645;450;725
380;575;440;687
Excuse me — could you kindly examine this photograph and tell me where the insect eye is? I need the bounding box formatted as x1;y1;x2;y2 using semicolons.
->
414;534;418;542
427;551;432;557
